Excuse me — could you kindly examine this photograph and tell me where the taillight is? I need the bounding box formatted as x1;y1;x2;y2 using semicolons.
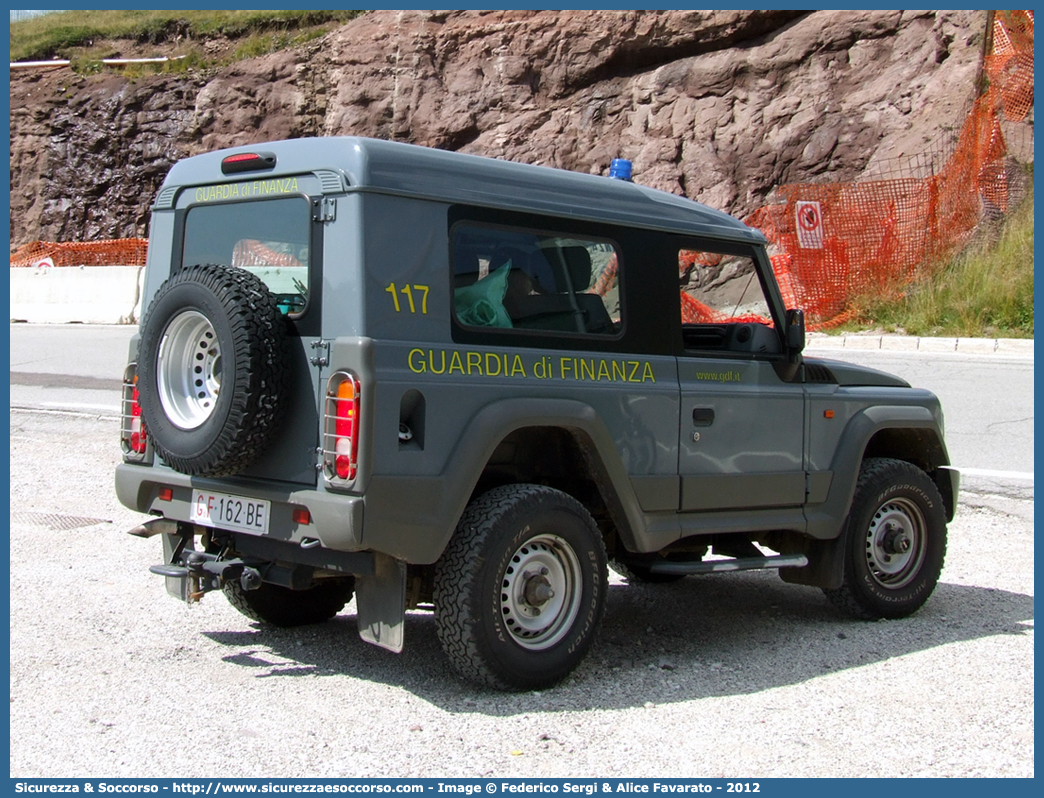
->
323;371;360;482
121;364;148;460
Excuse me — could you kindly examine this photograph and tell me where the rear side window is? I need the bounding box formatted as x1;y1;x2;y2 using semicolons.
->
182;197;312;316
451;223;621;336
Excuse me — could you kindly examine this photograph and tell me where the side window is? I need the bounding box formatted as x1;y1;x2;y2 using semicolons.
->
451;223;621;336
679;248;780;353
182;197;312;316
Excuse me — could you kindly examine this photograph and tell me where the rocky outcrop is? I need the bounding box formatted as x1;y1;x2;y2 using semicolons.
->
9;9;987;247
11;72;204;243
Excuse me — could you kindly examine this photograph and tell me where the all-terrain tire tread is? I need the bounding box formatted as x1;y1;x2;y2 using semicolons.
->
433;484;607;691
823;457;947;620
223;578;354;628
433;486;540;690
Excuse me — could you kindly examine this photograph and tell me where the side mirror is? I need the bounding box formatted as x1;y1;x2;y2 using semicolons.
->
785;308;805;356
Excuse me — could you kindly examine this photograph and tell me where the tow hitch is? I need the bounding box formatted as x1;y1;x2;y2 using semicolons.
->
133;517;376;603
150;551;262;601
135;519;264;602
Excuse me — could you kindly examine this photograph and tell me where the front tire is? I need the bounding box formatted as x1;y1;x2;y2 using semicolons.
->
824;458;947;620
433;484;608;691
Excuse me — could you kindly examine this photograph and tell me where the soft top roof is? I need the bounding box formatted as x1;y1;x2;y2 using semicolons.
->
161;136;765;245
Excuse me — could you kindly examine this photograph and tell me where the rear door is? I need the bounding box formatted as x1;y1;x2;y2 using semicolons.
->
175;180;328;485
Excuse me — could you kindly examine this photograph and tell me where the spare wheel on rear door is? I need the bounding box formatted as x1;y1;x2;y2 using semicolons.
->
137;263;291;477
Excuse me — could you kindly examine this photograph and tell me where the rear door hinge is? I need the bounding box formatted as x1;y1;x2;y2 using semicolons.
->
310;338;330;367
311;197;336;222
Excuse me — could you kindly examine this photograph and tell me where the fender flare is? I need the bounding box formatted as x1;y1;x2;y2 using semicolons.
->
807;404;951;540
784;404;952;589
363;397;645;564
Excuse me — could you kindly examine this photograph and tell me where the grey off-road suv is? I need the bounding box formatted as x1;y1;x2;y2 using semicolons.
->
116;137;959;690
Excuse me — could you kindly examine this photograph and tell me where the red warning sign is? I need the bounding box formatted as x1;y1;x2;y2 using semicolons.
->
795;201;824;249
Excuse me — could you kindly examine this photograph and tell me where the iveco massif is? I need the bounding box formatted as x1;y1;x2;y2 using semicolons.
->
116;137;958;690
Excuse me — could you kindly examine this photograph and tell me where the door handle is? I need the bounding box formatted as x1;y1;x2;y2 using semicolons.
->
692;407;715;427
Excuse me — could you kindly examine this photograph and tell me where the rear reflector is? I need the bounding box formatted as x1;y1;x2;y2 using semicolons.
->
220;151;276;175
293;507;312;525
158;488;173;502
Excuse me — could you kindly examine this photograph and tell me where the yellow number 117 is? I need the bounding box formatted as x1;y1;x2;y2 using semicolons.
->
385;283;429;314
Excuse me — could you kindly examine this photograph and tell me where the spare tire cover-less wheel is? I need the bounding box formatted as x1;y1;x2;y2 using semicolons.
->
137;264;290;477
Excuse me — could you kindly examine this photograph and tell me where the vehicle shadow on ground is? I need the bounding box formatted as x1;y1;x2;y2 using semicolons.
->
201;573;1032;713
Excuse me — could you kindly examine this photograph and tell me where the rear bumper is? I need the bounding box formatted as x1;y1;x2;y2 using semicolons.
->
115;463;364;552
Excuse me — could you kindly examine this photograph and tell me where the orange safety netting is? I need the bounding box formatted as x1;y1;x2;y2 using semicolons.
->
746;9;1034;329
988;9;1035;122
232;239;305;269
10;238;148;268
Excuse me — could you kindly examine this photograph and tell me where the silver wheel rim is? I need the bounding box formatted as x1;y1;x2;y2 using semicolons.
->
864;497;926;589
501;534;582;651
156;310;222;430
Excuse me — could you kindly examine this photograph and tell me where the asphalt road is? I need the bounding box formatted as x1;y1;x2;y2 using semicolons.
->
6;323;1035;777
9;323;1034;499
803;343;1034;501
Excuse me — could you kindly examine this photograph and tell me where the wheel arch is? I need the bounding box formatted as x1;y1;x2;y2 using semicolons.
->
863;426;958;522
447;399;645;555
466;422;642;552
787;406;956;590
364;397;645;565
809;405;955;538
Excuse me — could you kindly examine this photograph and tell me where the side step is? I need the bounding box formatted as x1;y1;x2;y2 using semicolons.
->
648;554;808;576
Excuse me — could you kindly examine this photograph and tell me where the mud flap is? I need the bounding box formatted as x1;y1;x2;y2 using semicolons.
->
356;552;406;653
779;530;846;590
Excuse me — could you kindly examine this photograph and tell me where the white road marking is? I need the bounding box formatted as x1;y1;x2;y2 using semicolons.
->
41;401;120;413
957;467;1034;482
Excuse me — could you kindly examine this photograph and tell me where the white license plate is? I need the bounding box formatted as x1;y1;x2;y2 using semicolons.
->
190;490;270;535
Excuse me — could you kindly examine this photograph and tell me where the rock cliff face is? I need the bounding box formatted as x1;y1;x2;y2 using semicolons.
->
9;9;986;247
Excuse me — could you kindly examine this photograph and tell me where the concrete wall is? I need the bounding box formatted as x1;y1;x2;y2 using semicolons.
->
10;265;144;324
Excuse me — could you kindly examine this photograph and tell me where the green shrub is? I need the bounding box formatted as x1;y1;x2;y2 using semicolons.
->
842;184;1034;338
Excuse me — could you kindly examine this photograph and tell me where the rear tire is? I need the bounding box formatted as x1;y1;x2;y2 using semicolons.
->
824;458;947;620
433;484;608;691
223;578;355;628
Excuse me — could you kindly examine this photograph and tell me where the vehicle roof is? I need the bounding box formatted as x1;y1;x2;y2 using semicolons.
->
161;136;765;245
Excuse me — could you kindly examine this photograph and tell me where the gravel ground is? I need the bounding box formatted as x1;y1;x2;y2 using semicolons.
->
9;410;1034;778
